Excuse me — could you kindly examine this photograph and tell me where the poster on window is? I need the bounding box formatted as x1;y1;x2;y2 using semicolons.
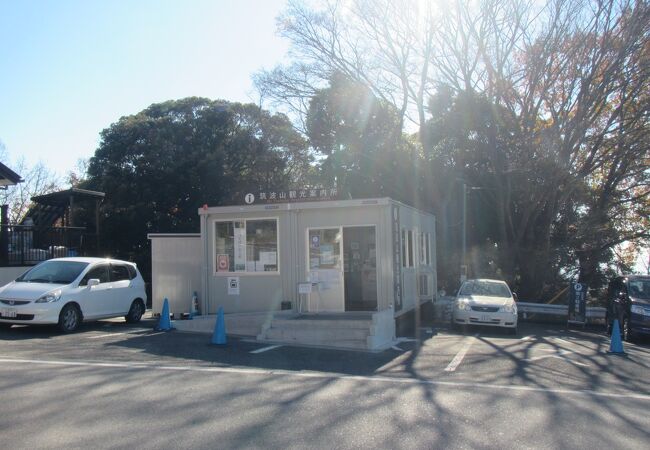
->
234;227;246;272
260;251;277;265
217;254;229;272
320;244;334;265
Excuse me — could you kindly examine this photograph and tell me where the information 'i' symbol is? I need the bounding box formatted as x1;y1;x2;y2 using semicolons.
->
244;193;255;204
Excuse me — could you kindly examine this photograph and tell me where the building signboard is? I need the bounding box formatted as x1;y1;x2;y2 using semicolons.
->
242;187;339;205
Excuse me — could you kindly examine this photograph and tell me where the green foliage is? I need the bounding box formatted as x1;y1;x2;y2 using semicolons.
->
82;97;310;279
306;74;417;203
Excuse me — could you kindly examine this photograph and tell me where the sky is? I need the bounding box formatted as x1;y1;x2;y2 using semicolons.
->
0;0;289;176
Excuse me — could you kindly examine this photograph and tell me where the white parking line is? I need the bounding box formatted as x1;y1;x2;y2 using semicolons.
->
88;330;149;339
88;333;128;339
250;345;282;354
444;335;476;372
2;357;646;401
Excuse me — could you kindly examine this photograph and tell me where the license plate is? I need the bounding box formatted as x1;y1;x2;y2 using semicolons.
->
481;315;489;322
1;308;17;318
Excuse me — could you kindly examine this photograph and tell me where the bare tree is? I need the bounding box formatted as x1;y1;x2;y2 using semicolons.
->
0;145;61;224
256;0;650;293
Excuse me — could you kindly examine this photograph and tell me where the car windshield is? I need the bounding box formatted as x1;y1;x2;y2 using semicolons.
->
629;279;650;299
459;280;512;298
16;261;89;284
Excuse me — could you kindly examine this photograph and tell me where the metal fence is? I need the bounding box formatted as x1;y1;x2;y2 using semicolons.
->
0;224;98;266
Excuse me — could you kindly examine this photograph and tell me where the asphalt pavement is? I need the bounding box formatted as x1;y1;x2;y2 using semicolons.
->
1;318;649;449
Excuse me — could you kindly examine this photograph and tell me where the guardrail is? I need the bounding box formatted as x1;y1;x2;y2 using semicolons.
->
433;297;606;323
517;302;606;319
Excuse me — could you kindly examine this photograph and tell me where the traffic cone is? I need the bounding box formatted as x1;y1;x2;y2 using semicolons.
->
211;306;227;345
154;298;175;331
607;319;625;355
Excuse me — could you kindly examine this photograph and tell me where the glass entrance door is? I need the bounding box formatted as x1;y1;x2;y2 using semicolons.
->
307;228;344;312
343;226;377;311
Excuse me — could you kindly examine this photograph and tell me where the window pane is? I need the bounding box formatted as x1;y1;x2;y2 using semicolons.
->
419;233;426;264
309;229;341;270
215;222;235;272
216;220;278;273
246;220;278;272
407;230;414;267
17;261;88;284
423;233;429;265
111;265;130;281
81;265;110;285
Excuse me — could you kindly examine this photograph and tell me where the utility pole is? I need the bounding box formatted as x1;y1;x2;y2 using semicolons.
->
461;183;467;284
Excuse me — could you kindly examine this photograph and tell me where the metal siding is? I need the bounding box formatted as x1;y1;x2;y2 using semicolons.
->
150;236;202;317
296;204;391;312
194;200;435;317
205;210;288;314
379;205;395;311
395;204;437;317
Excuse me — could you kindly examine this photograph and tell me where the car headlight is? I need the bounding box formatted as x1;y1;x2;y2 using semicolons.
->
500;303;517;314
456;300;471;311
631;305;647;315
35;289;62;303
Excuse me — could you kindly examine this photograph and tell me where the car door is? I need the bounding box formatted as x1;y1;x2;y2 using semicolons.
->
110;264;133;314
78;264;112;318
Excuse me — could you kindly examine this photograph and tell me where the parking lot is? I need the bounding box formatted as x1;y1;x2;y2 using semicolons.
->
1;319;649;449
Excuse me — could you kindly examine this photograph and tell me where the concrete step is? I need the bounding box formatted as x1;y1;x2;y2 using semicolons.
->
270;318;374;330
260;333;369;350
264;326;370;342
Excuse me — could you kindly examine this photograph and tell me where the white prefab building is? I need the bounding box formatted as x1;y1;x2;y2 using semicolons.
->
149;197;436;350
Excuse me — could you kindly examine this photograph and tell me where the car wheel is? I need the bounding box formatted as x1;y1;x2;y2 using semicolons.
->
58;304;81;333
125;300;144;324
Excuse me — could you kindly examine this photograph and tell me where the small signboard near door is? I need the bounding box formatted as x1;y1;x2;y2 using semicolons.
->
228;277;240;295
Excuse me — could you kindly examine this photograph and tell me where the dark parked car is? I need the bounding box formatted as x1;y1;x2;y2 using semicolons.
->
606;275;650;342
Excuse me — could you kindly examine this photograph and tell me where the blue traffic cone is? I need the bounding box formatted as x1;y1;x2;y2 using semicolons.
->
155;298;175;331
211;306;227;345
608;319;625;354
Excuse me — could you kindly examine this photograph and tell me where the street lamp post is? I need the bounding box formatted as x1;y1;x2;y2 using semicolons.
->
460;182;487;283
461;183;467;283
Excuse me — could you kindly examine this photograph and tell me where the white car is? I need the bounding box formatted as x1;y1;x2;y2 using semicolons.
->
452;279;518;334
0;257;147;332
